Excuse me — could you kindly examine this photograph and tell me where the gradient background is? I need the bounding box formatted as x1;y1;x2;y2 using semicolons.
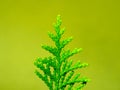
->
0;0;120;90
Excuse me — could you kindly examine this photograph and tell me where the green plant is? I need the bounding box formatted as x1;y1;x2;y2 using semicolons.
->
34;15;89;90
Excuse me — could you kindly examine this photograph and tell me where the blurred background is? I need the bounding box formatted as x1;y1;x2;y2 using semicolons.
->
0;0;120;90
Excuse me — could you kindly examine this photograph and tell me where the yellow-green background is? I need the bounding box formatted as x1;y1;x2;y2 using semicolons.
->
0;0;120;90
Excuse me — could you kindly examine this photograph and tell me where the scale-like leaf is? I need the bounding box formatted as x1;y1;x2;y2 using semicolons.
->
34;15;89;90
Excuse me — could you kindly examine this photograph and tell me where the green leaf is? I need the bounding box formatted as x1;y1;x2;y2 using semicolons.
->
59;28;65;36
42;45;58;56
48;31;57;42
60;37;73;49
61;48;82;62
35;70;50;88
65;71;74;82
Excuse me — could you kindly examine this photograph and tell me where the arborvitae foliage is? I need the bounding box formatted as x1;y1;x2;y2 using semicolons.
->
34;15;89;90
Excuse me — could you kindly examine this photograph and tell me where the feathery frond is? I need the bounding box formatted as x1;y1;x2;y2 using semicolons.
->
34;15;89;90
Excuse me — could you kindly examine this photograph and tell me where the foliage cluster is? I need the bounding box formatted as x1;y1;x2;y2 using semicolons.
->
34;15;89;90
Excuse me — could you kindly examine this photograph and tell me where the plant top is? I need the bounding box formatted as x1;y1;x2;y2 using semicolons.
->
34;15;89;90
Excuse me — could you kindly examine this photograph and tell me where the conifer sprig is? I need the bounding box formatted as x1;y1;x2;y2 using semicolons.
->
34;15;89;90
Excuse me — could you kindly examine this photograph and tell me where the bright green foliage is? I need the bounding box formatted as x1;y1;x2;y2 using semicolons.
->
34;15;89;90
